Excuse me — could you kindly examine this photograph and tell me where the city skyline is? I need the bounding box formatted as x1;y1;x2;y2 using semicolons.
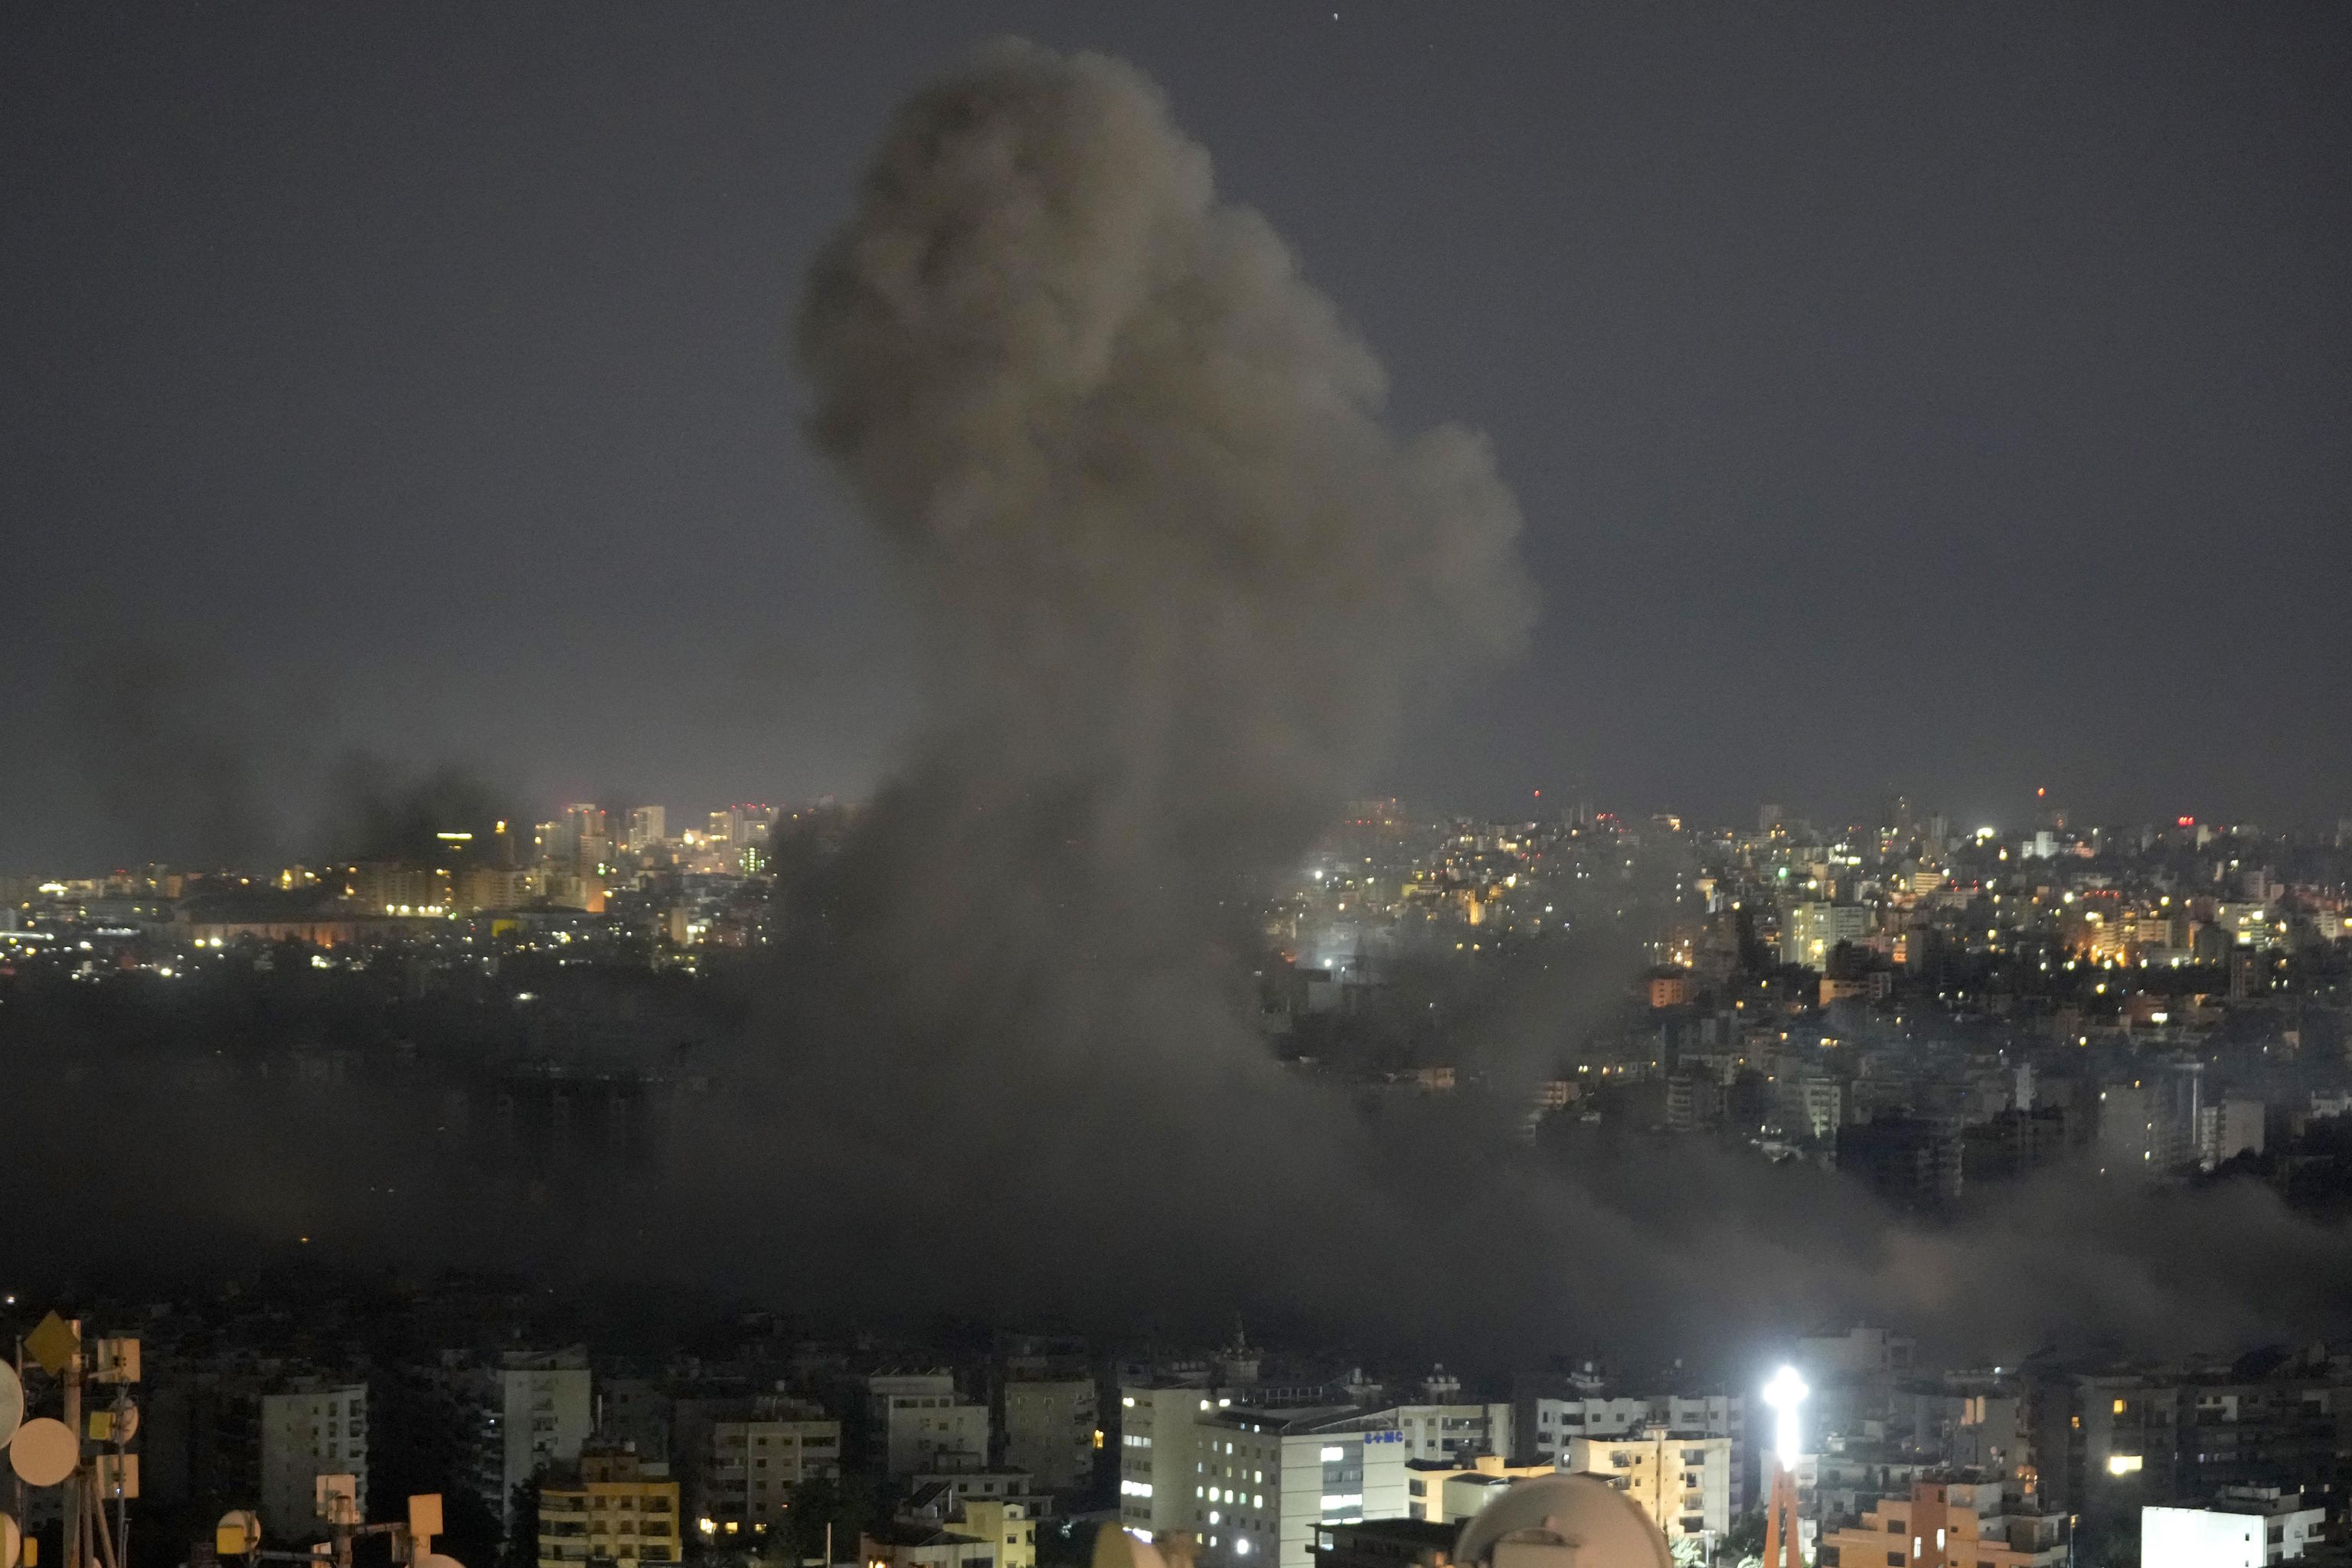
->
5;13;2352;1568
7;5;2352;869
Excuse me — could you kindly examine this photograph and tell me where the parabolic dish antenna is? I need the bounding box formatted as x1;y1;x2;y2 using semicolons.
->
217;1510;264;1556
10;1418;77;1488
0;1364;21;1445
417;1552;469;1568
1453;1473;1673;1568
2;1511;21;1568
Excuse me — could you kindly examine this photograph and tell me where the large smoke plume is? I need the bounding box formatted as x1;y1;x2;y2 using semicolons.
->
12;43;2352;1377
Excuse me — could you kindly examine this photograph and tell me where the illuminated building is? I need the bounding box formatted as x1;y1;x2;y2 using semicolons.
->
2142;1489;2322;1568
537;1446;680;1568
1402;1455;1553;1524
1118;1385;1209;1537
1780;902;1874;969
1191;1406;1411;1568
1560;1429;1731;1545
1816;1477;2063;1568
626;806;667;853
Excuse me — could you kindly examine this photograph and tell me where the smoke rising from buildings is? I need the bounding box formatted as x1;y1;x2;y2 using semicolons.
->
9;43;2351;1377
699;41;2352;1359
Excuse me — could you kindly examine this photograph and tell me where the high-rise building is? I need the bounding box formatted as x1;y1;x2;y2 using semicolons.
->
1191;1406;1411;1568
870;1372;989;1477
1002;1376;1097;1493
1530;1391;1746;1509
626;807;667;854
1118;1385;1211;1538
412;1349;593;1529
2197;1099;2266;1170
141;1371;369;1544
1561;1430;1732;1546
257;1382;369;1541
537;1445;681;1568
694;1397;841;1536
1780;902;1877;969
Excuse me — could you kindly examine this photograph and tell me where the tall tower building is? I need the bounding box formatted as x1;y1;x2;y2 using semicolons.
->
626;807;667;853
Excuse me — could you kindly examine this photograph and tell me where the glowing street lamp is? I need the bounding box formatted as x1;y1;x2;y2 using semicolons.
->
1760;1365;1811;1568
1762;1364;1808;1471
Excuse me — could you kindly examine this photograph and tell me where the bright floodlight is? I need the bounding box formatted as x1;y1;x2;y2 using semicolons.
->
1762;1365;1808;1471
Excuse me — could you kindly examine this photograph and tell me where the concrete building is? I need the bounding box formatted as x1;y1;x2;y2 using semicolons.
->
1189;1406;1412;1568
626;808;666;853
537;1446;681;1568
1379;1404;1514;1465
1003;1377;1097;1492
697;1397;841;1537
488;1352;595;1521
1124;1392;1508;1568
2198;1099;2266;1169
1782;903;1876;969
1561;1430;1731;1547
1781;1077;1844;1141
1818;1477;2063;1568
2143;1489;2324;1568
411;1348;593;1529
871;1373;989;1477
256;1381;369;1541
1531;1392;1746;1511
860;1524;998;1568
1402;1455;1553;1525
1119;1386;1219;1538
1313;1520;1459;1568
946;1500;1035;1568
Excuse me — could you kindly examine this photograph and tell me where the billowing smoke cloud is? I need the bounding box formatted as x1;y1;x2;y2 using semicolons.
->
796;39;1532;937
11;43;2352;1380
694;40;2352;1360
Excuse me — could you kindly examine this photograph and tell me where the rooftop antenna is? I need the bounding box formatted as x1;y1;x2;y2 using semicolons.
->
212;1486;458;1568
8;1312;142;1568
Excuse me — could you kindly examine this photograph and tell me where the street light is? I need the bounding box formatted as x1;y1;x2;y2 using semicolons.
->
1760;1366;1810;1568
1762;1364;1809;1471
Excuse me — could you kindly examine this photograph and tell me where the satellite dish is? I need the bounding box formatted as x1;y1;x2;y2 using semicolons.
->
1453;1474;1673;1568
217;1511;265;1557
0;1364;21;1445
113;1400;142;1443
10;1418;77;1488
2;1511;21;1568
418;1551;469;1568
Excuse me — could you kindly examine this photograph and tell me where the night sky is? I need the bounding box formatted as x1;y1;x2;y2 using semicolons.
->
6;4;2349;871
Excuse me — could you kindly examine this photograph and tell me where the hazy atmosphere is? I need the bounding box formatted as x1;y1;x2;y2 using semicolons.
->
8;5;2351;871
5;13;2350;1568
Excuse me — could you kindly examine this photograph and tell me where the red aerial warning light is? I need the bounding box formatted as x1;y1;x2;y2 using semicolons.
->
2177;816;2195;828
2037;787;2047;799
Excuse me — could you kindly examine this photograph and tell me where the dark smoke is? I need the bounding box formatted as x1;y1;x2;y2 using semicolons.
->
8;44;2350;1377
48;634;279;869
314;752;518;864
